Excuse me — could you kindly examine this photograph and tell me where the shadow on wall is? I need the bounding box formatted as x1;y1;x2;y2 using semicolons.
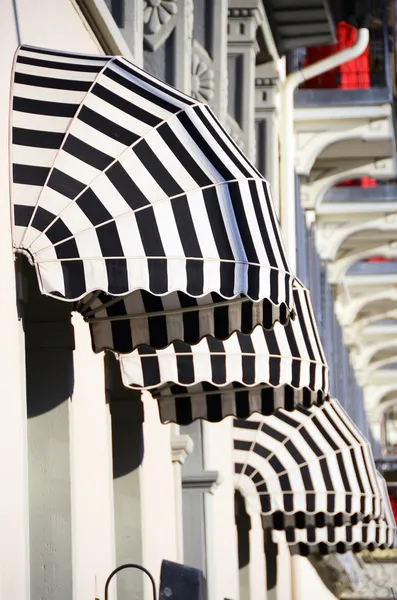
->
18;257;75;418
106;352;145;477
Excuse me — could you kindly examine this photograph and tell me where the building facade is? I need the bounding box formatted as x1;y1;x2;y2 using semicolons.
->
1;1;397;600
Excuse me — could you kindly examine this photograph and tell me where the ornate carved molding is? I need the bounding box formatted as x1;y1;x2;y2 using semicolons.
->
143;0;178;51
191;41;215;103
182;471;222;494
171;434;194;465
228;7;256;18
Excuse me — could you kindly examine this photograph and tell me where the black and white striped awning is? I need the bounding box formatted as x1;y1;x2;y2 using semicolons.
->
233;399;382;523
11;45;294;344
273;474;397;555
118;279;329;422
77;291;290;352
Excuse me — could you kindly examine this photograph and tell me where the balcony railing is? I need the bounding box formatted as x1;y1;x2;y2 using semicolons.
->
287;0;394;107
323;182;397;202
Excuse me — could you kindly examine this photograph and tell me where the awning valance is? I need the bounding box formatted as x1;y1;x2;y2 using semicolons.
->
233;398;382;522
273;475;397;555
11;45;294;344
119;279;329;422
77;291;289;352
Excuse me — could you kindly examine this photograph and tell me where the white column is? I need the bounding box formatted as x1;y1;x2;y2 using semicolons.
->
248;512;266;600
227;1;265;160
141;391;179;599
70;314;116;600
171;428;194;563
202;418;240;600
291;555;339;600
0;3;30;598
276;540;293;600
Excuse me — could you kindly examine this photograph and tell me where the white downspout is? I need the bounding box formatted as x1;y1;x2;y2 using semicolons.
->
280;28;370;272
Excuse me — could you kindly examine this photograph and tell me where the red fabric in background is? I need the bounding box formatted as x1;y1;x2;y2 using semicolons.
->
389;495;397;522
335;177;377;187
303;21;370;89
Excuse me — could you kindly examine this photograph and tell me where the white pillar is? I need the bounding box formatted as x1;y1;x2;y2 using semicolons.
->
141;391;179;599
0;3;30;598
70;314;116;600
249;512;267;600
171;427;194;563
276;539;293;600
202;418;240;600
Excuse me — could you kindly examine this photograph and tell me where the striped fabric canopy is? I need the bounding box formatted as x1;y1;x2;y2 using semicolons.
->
274;475;397;555
119;279;329;422
233;399;382;523
77;291;290;352
11;45;293;342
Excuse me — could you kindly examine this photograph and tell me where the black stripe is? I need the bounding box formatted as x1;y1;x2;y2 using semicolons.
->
158;122;213;187
76;188;112;225
285;326;300;358
185;260;204;296
178;293;200;345
141;291;168;349
112;58;195;106
29;206;57;235
235;389;251;419
91;83;161;127
13;96;78;117
63;134;113;170
17;55;104;72
206;392;224;422
228;181;259;264
241;299;253;334
293;292;315;360
15;72;91;91
97;294;133;353
262;181;289;271
13;127;64;149
207;337;226;384
98;233;129;294
139;347;162;387
174;341;195;384
13;164;49;186
58;259;87;299
170;194;202;258
237;332;256;384
193;106;252;178
78;105;139;146
106;161;150;210
47;167;86;199
204;106;263;177
202;186;234;259
213;304;231;340
105;67;181;114
134;140;183;197
260;422;286;443
147;258;168;295
311;416;339;451
177;110;236;181
174;394;193;426
14;204;34;227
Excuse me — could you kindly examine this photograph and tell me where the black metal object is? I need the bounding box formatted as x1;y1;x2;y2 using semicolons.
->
104;564;157;600
160;560;207;600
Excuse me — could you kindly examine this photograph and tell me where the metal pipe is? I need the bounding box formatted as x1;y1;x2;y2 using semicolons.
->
104;563;157;600
279;28;370;272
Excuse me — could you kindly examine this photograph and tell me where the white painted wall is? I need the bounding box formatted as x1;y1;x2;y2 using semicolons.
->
249;512;267;600
141;391;179;599
70;315;116;600
291;556;338;600
203;418;240;600
0;2;106;598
